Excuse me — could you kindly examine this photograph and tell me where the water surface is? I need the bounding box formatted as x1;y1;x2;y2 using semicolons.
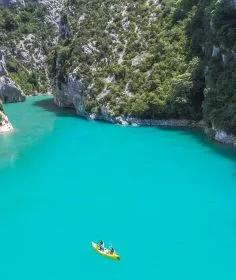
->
0;96;236;280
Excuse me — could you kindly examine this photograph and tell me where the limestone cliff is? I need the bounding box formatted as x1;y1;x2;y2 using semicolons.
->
1;0;236;145
0;0;64;96
53;0;204;121
0;0;24;7
0;51;25;103
0;0;62;133
51;0;236;145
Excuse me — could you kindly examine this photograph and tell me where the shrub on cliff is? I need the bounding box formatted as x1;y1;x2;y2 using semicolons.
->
50;0;236;134
0;4;56;94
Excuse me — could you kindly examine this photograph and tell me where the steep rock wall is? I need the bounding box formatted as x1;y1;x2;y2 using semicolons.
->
0;51;25;103
52;0;236;146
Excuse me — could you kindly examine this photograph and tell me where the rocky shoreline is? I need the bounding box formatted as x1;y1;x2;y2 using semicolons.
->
90;113;203;128
0;92;235;147
54;94;236;147
92;114;236;146
0;110;13;134
204;127;236;147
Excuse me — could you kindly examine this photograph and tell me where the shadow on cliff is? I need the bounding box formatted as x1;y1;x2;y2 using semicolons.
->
32;97;77;118
32;97;115;124
157;126;236;167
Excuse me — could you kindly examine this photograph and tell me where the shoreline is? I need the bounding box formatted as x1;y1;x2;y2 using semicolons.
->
1;95;235;147
0;111;13;134
26;92;53;97
92;114;203;128
54;93;236;147
80;110;236;147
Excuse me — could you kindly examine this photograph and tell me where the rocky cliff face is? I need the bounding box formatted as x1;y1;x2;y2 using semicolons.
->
51;0;236;146
0;0;62;132
53;0;204;120
0;0;24;7
198;0;236;145
53;73;87;114
1;0;236;145
0;0;63;22
0;51;25;103
0;51;24;132
0;0;64;96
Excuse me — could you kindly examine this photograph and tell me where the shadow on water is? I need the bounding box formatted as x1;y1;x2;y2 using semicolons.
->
33;98;236;167
157;126;236;166
32;97;115;126
32;98;77;118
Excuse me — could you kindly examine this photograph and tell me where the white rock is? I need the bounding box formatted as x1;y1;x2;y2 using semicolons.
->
214;130;236;146
0;110;13;133
212;45;220;57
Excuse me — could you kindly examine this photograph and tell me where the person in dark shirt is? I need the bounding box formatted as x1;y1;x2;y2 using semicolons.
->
109;246;114;254
99;240;105;251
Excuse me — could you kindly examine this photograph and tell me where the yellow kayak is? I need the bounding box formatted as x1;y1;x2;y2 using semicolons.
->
91;241;120;261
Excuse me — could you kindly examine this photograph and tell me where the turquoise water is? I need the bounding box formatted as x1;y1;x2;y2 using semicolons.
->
1;96;236;280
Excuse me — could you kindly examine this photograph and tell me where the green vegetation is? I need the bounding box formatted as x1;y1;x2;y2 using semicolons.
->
0;4;56;94
200;0;236;134
53;0;205;119
1;0;236;134
51;0;236;133
6;57;48;93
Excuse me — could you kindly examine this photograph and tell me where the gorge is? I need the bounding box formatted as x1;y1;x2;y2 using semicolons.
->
1;2;236;279
0;0;236;146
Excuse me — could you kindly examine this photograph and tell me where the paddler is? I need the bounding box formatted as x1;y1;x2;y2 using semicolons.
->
99;240;105;251
109;245;115;254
